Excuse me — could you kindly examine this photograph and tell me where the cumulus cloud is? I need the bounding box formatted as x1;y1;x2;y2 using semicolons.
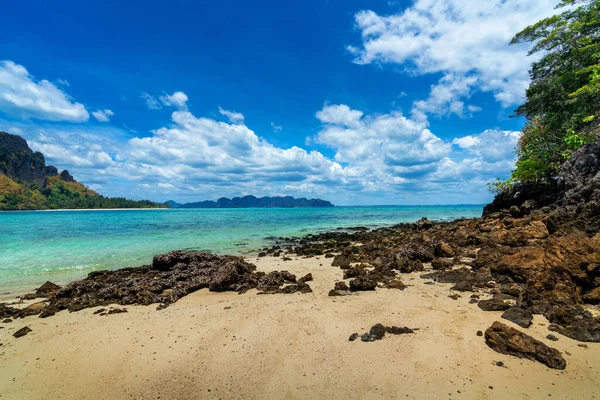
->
348;1;558;111
453;129;520;162
0;60;89;122
160;91;188;109
3;96;521;204
218;106;245;124
92;109;114;122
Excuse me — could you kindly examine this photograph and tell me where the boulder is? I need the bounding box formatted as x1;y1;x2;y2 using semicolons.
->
478;299;511;312
501;307;533;328
13;326;32;338
484;321;566;370
35;281;61;298
435;241;455;257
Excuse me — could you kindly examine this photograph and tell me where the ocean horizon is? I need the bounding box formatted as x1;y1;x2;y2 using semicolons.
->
0;205;483;294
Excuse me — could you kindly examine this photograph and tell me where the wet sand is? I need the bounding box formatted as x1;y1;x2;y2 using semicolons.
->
1;256;599;399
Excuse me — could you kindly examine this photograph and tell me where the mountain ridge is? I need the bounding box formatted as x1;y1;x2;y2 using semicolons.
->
173;195;334;208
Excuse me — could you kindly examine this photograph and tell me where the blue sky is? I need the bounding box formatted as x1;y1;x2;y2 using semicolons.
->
0;0;560;205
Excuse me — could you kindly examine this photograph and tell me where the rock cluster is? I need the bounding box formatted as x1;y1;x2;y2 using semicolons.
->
1;251;312;319
349;323;415;342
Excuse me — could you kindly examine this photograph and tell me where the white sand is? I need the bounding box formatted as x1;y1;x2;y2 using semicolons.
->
1;256;599;399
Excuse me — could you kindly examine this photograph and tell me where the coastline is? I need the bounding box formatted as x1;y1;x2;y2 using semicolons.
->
1;254;598;399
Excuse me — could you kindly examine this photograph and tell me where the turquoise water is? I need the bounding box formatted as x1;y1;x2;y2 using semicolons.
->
0;205;482;293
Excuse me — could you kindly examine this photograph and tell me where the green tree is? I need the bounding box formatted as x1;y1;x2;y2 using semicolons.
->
504;0;600;186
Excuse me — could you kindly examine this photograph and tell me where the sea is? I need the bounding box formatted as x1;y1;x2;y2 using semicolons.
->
0;205;483;294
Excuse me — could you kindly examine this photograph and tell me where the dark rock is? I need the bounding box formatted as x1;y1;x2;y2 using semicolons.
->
360;333;376;342
449;294;460;300
369;323;387;340
501;307;533;328
478;299;511;312
544;305;600;342
334;281;349;291
414;217;434;230
331;256;351;269
35;281;61;298
258;252;267;257
298;273;313;283
386;326;414;334
385;279;406;290
451;281;473;292
435;241;455;257
477;330;483;337
349;333;359;341
13;326;32;338
484;321;566;370
106;308;127;315
496;361;504;367
546;334;559;341
431;258;454;270
349;276;377;291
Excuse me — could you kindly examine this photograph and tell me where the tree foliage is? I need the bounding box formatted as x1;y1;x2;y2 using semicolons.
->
0;175;167;211
503;0;600;186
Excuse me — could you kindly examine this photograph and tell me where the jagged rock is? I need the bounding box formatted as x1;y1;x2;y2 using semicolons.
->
331;256;351;269
478;299;511;312
485;321;566;370
349;276;377;291
544;305;600;342
35;282;61;298
431;258;454;270
582;287;600;304
349;333;359;341
298;273;313;283
435;241;455;257
334;281;349;291
501;307;533;328
369;323;386;340
13;326;32;338
386;326;414;334
413;217;434;230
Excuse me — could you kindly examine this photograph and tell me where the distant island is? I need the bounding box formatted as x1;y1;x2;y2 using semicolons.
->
171;195;334;208
0;131;167;210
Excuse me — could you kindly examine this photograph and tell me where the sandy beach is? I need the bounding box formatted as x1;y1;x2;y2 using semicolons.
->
1;255;598;400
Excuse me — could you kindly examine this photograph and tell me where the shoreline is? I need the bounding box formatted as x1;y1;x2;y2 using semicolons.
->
1;254;599;399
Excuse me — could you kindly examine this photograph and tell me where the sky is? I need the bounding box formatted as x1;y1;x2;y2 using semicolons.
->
0;0;561;205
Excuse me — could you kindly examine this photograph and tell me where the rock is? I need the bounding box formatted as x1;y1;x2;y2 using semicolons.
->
449;294;460;300
435;241;455;257
334;281;349;291
501;307;533;328
451;281;473;292
414;217;434;230
360;333;376;342
258;252;267;257
478;299;511;312
477;330;483;337
349;333;359;341
582;287;600;304
369;323;387;340
349;276;377;291
13;326;32;338
298;273;313;283
386;326;414;334
544;305;600;342
431;258;454;270
35;282;60;298
331;256;351;269
385;279;406;290
496;361;505;367
546;334;559;341
484;321;566;370
106;308;127;315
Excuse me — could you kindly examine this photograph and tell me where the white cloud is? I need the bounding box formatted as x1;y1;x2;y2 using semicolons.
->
0;60;89;122
348;1;558;111
141;92;162;110
160;91;188;109
218;106;245;124
92;109;114;122
271;122;283;132
453;129;520;162
142;91;188;110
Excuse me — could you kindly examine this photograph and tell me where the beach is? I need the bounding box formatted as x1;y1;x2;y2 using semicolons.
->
1;254;598;399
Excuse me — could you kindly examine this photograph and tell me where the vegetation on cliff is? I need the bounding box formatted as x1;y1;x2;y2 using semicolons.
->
0;131;166;210
493;0;599;191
